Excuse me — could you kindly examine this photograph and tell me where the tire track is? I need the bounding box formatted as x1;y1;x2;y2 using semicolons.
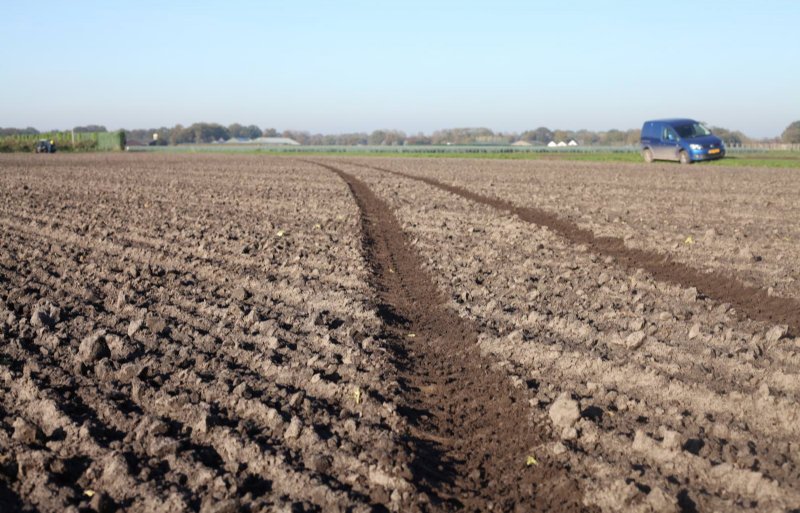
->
311;161;594;512
350;161;800;336
333;160;800;510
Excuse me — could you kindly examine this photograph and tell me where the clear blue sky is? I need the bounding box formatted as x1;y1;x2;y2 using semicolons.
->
2;0;797;137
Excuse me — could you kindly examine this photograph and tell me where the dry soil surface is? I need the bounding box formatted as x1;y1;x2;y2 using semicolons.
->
0;154;416;512
2;154;799;513
333;157;800;512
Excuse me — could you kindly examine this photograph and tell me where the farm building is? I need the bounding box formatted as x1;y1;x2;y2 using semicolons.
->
546;140;578;147
222;137;300;146
124;140;147;150
253;137;300;146
511;140;532;147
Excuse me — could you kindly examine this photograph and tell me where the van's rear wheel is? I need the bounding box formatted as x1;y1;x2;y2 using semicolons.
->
642;149;654;163
679;150;691;165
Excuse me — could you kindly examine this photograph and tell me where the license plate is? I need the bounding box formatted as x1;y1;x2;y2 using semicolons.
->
709;148;720;154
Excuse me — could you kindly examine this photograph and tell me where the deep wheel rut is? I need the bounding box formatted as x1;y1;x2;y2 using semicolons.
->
353;162;800;336
312;161;594;512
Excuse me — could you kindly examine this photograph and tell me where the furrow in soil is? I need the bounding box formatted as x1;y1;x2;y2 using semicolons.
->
329;158;800;512
312;160;595;513
353;162;800;336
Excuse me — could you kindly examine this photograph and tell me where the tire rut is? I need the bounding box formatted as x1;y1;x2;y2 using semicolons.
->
352;161;800;336
311;161;594;513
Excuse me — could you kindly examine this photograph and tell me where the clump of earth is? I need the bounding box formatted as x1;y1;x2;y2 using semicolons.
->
1;153;798;512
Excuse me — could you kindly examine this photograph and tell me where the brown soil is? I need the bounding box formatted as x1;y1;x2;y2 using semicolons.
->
355;158;800;302
0;154;419;512
332;157;800;512
3;153;800;513
350;162;800;337
311;161;594;512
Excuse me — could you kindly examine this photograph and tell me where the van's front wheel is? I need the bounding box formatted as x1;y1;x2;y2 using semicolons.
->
679;150;692;165
642;149;654;163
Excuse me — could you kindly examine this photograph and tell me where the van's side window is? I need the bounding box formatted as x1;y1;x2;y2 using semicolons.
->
662;127;676;141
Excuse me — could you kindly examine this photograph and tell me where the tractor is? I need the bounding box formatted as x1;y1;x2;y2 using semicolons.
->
35;139;57;153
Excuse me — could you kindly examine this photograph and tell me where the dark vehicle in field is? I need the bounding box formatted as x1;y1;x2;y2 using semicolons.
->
35;139;57;153
640;119;725;164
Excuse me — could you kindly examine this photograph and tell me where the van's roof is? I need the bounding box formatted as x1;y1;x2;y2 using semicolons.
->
645;118;697;125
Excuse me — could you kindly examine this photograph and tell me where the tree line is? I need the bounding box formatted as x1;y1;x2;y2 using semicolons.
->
3;121;799;146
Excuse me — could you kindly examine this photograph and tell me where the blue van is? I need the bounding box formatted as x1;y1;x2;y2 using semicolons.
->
640;119;725;164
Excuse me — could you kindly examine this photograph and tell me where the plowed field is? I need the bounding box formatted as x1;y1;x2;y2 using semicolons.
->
1;154;799;513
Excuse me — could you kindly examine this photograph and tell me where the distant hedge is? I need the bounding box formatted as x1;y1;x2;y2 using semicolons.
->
0;130;126;153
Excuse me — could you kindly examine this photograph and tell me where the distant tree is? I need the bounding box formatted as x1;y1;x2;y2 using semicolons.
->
496;132;515;144
123;128;146;143
536;127;554;143
552;129;572;143
520;127;553;144
473;130;512;144
709;126;749;146
336;132;368;145
383;130;406;146
0;127;39;137
405;132;432;145
152;127;170;145
73;125;107;133
185;123;229;143
308;133;326;145
228;123;245;139
782;121;800;143
429;129;450;145
518;131;535;143
282;130;310;145
600;129;626;146
245;125;262;139
368;130;387;145
88;123;701;148
169;124;193;145
573;129;599;145
731;131;749;145
624;128;641;145
430;127;494;145
228;124;262;140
